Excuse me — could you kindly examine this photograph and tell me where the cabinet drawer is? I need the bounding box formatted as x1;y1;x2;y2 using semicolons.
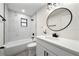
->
37;39;74;56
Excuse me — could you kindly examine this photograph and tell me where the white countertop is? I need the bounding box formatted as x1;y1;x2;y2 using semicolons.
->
37;36;79;54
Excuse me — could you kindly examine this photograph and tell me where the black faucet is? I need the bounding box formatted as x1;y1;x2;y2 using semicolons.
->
52;33;59;38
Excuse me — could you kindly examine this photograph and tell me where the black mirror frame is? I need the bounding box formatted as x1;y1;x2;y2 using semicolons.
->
46;8;73;31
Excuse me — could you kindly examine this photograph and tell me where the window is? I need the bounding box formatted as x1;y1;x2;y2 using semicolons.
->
21;18;27;27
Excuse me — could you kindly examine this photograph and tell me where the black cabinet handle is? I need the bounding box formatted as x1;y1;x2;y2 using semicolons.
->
44;51;49;56
0;46;5;49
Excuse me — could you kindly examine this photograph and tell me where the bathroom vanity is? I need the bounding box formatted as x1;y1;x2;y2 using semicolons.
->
36;36;79;56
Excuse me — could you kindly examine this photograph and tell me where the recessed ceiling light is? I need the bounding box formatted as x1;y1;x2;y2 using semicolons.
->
22;9;25;13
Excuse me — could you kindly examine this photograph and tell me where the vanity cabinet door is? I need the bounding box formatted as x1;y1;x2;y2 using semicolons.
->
0;49;4;56
44;50;56;56
36;43;56;56
36;43;44;56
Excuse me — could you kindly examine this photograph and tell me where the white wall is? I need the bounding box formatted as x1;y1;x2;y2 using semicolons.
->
5;9;33;43
35;3;79;40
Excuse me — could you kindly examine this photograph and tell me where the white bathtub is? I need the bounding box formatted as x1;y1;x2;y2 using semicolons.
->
4;38;36;56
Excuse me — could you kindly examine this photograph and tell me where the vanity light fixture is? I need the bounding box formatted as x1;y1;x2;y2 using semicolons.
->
47;3;52;10
53;3;57;6
47;3;59;10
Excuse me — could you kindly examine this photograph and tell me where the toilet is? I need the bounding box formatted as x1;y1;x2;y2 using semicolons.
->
27;41;36;56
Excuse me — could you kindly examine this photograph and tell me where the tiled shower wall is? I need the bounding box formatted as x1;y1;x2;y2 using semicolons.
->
5;8;34;43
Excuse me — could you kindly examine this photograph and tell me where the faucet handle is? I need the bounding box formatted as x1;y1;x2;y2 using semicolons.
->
52;33;59;38
43;29;47;34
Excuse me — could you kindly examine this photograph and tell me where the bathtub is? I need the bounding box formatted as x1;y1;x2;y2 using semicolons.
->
3;38;36;56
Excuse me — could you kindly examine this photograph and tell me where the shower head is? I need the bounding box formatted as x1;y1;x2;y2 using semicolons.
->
0;15;6;21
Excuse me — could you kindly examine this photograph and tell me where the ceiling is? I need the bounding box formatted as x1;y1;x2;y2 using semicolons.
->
6;3;46;17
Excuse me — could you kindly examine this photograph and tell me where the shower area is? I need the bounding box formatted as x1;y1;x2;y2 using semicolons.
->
0;3;39;56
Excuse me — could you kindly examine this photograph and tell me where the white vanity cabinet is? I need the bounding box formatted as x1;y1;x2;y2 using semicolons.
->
36;38;77;56
36;43;44;56
36;43;56;56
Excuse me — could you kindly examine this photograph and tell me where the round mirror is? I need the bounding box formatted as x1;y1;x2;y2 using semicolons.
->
47;8;72;31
